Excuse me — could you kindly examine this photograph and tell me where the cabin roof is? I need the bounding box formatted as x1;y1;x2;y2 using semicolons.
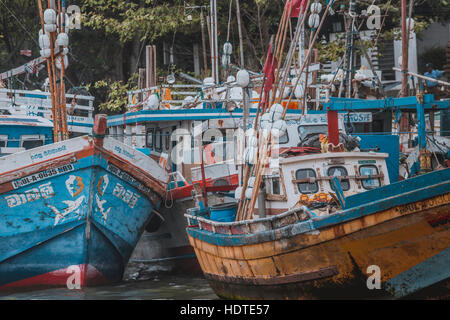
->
0;115;53;127
279;151;389;165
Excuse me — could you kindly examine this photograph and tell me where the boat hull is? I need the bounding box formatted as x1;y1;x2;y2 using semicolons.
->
187;169;450;299
0;135;167;291
128;193;235;276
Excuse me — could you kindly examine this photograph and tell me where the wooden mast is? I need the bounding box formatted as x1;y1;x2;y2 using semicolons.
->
401;0;408;97
38;0;68;142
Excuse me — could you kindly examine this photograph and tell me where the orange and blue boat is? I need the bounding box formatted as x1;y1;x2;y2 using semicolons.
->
186;164;450;299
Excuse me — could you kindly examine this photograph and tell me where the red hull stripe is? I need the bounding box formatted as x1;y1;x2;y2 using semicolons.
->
0;264;107;291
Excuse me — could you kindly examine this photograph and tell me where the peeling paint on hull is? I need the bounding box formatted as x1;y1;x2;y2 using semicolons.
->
187;169;450;299
0;136;168;291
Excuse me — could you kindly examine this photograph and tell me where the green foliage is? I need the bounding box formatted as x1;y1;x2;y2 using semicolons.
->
80;0;190;43
1;0;449;114
86;73;138;113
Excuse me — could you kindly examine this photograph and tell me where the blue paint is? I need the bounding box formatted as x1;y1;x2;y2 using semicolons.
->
342;168;450;210
0;151;160;288
187;169;450;247
385;247;450;298
331;177;346;208
209;203;238;222
324;95;450;112
357;135;399;182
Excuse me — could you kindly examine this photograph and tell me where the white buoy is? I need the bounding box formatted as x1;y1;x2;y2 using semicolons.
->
55;55;69;69
244;146;257;164
223;41;232;55
182;96;194;108
271;120;287;138
203;77;215;86
293;80;305;98
229;87;243;100
245;187;253;199
44;23;57;33
269;103;284;121
227;75;236;83
144;94;160;110
56;33;69;47
44;9;57;25
260;112;272;131
39;34;50;49
406;17;414;30
248;134;258;147
234;186;243;200
236;70;250;88
40;49;51;58
308;14;320;29
311;2;322;13
57;13;70;33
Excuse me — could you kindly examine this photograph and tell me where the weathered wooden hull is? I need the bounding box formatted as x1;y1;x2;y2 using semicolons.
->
0;136;168;291
186;169;450;299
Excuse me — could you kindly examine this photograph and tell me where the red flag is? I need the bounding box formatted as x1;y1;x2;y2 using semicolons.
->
285;0;307;18
261;44;277;108
263;44;277;94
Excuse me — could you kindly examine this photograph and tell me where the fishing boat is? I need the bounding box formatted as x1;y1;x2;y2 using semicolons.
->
185;167;450;299
109;81;383;275
0;1;169;291
183;0;450;299
184;95;449;300
0;88;94;157
0;114;168;290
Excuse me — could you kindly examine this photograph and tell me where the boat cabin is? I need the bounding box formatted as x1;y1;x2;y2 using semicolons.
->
255;151;390;217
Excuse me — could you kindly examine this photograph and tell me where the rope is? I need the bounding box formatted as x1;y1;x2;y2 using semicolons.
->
226;0;233;42
0;0;40;48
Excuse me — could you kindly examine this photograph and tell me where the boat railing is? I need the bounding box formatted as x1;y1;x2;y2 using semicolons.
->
126;82;332;111
185;205;315;235
0;88;94;118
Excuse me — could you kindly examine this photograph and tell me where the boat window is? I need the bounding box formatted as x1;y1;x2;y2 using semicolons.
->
165;131;170;150
359;165;381;190
328;166;350;191
279;131;289;144
155;129;162;152
271;177;281;195
146;128;154;149
20;135;44;150
295;169;318;194
0;135;7;148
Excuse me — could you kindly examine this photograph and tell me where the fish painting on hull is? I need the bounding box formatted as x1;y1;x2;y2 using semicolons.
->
0;114;169;291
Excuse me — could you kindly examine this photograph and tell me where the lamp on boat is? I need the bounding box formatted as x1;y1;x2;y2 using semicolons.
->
167;73;176;84
225;100;238;113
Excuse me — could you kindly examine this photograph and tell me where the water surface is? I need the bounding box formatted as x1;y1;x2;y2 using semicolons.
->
0;275;217;300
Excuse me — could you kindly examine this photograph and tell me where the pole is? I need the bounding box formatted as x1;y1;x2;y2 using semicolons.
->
200;9;209;77
401;0;408;97
213;0;219;83
235;0;245;68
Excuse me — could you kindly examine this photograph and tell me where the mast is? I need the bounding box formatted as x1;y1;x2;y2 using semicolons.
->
210;0;219;83
401;0;408;97
37;0;69;142
235;0;245;68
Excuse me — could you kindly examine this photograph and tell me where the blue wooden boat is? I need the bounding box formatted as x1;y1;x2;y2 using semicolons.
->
0;115;168;291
